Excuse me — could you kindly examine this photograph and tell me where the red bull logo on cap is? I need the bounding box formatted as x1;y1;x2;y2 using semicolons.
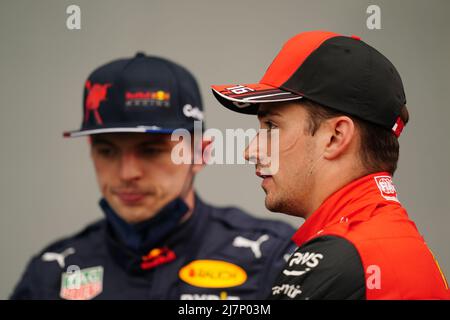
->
84;81;111;125
125;90;170;108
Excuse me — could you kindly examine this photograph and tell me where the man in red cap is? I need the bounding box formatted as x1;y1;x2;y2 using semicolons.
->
212;30;449;299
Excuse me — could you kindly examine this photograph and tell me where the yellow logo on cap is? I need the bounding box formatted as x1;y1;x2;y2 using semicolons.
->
179;260;247;288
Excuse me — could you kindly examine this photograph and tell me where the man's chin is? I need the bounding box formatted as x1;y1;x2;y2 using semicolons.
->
111;201;158;224
264;194;292;215
119;208;157;224
264;194;280;213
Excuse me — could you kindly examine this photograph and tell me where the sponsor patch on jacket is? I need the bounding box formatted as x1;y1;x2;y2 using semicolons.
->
179;260;247;288
282;251;323;276
374;175;399;202
232;234;269;259
271;283;302;299
60;265;103;300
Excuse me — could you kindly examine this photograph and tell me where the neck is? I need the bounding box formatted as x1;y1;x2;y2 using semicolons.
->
304;161;367;219
101;195;191;252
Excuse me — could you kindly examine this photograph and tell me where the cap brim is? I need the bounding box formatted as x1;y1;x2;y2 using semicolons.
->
63;126;178;138
211;83;302;114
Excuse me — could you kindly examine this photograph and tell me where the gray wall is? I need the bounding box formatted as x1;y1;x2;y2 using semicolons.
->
1;0;449;299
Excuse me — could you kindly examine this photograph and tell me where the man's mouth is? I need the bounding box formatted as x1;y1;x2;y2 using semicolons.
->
256;171;272;179
256;170;273;188
114;191;148;205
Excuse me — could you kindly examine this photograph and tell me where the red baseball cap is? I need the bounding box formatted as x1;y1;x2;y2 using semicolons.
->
211;30;407;137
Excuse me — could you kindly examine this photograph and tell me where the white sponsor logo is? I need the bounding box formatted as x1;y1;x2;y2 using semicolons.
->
232;234;269;259
226;85;255;95
183;104;204;120
272;284;302;299
42;247;75;268
282;251;323;276
374;175;399;202
232;101;252;108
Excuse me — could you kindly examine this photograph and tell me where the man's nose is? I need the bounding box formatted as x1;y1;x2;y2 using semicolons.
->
244;134;259;164
119;152;143;181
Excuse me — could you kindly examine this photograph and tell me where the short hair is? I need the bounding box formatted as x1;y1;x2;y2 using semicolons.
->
301;99;409;175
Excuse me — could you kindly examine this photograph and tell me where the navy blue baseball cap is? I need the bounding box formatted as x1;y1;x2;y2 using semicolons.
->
63;53;204;137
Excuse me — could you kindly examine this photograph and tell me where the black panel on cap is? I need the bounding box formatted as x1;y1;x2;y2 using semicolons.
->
283;36;406;129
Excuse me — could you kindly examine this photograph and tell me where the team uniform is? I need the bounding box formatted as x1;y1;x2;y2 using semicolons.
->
269;173;449;300
211;30;450;299
11;195;295;300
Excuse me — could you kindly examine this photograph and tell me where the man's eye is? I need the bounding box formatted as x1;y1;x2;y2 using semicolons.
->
264;121;277;130
97;147;115;157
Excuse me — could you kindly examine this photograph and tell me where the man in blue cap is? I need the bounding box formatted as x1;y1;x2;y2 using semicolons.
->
10;53;295;300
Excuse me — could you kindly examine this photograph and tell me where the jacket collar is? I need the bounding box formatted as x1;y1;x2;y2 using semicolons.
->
103;194;209;273
100;197;188;252
292;172;401;247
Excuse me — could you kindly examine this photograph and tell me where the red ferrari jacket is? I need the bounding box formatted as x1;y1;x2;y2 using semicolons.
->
269;172;449;300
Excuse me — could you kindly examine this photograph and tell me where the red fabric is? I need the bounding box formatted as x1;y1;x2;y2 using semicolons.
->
393;116;405;137
292;172;449;300
84;81;111;125
260;30;340;87
140;247;176;270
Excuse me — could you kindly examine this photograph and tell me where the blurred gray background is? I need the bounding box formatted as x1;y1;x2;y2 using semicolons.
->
1;0;449;299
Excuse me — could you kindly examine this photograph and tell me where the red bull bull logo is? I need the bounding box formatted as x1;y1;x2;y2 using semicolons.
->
140;247;176;270
84;81;111;125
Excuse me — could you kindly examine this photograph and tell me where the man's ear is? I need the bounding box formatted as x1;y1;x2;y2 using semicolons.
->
322;116;356;160
191;138;213;173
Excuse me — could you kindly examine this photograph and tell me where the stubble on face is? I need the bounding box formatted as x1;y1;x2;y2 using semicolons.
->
91;133;194;224
263;137;318;217
258;103;320;218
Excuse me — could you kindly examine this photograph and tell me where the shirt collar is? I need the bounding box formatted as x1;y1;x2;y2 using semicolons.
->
103;194;210;273
292;172;401;247
100;197;189;253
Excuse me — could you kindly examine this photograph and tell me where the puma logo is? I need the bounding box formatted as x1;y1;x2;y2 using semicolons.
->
232;234;269;259
42;247;75;268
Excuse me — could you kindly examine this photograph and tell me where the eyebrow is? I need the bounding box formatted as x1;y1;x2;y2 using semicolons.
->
91;137;114;146
257;109;282;119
